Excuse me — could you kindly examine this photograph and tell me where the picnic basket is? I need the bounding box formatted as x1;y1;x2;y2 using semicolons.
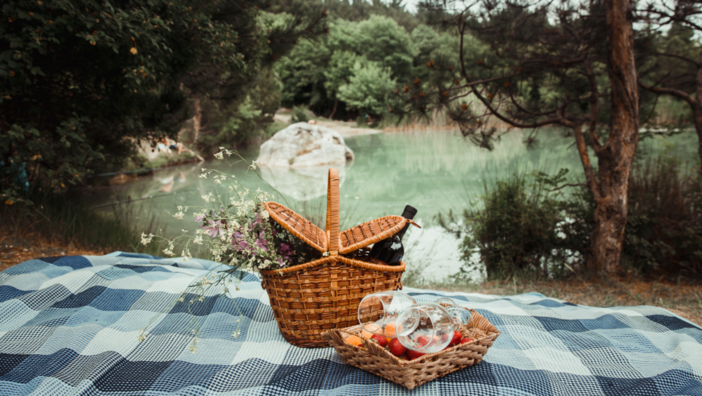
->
259;168;418;348
322;308;501;390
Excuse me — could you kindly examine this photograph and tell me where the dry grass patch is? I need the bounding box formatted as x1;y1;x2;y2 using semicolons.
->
412;277;702;328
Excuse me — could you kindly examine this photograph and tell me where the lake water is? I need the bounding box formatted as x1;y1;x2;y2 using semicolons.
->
87;128;699;282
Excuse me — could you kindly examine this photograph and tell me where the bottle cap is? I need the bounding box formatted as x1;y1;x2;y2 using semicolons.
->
401;205;418;219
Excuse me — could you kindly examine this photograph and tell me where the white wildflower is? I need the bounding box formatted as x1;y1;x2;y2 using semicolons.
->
214;180;222;185
250;163;257;170
193;235;204;245
177;206;183;211
140;233;154;246
173;212;184;220
199;173;207;179
214;152;224;160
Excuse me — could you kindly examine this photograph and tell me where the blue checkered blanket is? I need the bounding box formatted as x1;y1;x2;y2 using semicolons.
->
1;253;701;395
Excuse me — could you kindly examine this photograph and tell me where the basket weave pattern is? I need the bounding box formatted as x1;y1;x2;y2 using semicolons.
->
260;168;412;348
322;309;500;390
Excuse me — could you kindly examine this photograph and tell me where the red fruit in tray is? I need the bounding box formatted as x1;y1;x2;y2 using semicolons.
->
450;331;462;346
459;337;473;345
371;334;388;347
406;349;426;360
388;338;407;357
416;335;431;347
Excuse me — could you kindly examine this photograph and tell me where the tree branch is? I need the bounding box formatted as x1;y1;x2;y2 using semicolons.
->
647;50;700;67
639;80;697;106
549;183;585;192
571;124;601;203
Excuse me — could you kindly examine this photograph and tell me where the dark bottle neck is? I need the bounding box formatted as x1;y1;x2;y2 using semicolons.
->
396;223;411;240
396;205;417;240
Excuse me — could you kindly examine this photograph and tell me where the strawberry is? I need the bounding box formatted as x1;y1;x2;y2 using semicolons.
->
416;335;431;347
371;334;388;347
450;331;462;346
388;338;407;357
459;337;473;345
406;349;426;360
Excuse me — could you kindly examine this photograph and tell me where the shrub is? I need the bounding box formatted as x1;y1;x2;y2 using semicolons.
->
291;105;311;123
439;173;587;281
621;159;702;278
447;159;702;282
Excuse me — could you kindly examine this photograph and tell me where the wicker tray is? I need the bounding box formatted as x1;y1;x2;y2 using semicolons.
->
259;168;419;348
322;308;500;390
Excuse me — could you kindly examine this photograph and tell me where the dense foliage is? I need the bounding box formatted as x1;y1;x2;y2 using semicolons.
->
439;172;589;281
275;3;476;122
444;160;702;281
0;0;324;203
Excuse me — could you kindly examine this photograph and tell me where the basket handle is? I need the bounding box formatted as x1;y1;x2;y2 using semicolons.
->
326;168;340;254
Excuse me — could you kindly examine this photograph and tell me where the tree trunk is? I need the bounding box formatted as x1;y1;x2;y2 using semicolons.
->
192;97;202;144
695;51;702;169
587;0;640;275
329;98;338;120
694;105;702;170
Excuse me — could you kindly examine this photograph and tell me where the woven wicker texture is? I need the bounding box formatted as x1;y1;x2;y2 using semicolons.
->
260;168;409;348
322;308;500;389
265;202;328;253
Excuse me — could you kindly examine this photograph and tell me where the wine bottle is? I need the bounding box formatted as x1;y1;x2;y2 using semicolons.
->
368;205;417;265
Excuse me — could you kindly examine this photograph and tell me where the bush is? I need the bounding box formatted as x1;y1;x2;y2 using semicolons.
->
291;105;311;123
439;173;587;281
621;159;702;278
446;160;702;282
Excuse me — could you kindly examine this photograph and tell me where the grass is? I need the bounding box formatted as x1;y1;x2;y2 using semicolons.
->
0;191;163;271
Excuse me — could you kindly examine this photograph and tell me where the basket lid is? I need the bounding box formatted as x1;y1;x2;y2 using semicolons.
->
338;216;410;254
264;204;417;255
264;202;328;253
264;168;419;255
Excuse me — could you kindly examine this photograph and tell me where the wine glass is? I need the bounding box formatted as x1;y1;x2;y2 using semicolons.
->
447;306;473;330
357;291;417;338
434;297;456;307
395;303;455;353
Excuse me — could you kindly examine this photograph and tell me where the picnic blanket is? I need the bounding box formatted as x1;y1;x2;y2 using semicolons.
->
1;253;701;396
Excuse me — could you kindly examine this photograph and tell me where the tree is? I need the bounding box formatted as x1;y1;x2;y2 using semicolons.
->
0;0;325;202
636;0;702;168
182;6;326;153
323;51;368;119
337;60;396;117
322;0;420;32
276;15;414;120
401;0;640;276
355;15;415;81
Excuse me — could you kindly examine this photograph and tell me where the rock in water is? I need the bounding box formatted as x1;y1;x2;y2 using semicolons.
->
256;123;354;168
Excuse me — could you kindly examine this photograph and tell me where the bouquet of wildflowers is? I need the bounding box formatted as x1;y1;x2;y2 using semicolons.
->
138;148;321;351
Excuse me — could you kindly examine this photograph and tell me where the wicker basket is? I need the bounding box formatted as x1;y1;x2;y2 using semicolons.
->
322;308;500;390
260;168;419;348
